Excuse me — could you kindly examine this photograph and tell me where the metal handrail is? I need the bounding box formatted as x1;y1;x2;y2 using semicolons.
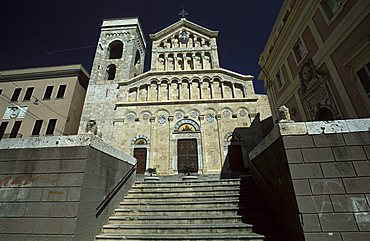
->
95;163;137;218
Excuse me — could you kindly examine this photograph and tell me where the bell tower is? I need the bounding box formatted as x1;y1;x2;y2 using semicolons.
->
79;18;146;144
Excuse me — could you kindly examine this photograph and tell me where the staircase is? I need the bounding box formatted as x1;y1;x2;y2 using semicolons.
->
95;175;281;240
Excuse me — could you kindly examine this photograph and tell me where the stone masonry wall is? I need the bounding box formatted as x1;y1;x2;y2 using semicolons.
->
285;131;370;241
249;119;370;241
0;135;136;241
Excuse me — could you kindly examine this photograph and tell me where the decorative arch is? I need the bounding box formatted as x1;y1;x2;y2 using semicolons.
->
108;40;123;59
174;118;200;132
106;64;116;80
131;134;150;145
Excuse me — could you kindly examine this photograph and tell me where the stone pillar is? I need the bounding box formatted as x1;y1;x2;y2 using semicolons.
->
168;115;174;174
210;81;214;99
221;82;225;98
189;81;193;99
164;55;168;71
199;81;203;99
157;84;160;101
136;87;139;102
231;83;236;98
201;52;205;70
146;84;150;101
178;81;182;100
242;84;246;98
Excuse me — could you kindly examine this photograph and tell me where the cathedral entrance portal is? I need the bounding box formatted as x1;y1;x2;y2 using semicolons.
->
133;148;147;174
172;118;203;174
177;139;198;173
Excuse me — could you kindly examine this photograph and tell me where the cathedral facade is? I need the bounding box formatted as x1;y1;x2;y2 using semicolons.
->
79;17;270;175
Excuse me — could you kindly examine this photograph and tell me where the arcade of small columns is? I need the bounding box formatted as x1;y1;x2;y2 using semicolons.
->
156;52;213;71
126;78;247;102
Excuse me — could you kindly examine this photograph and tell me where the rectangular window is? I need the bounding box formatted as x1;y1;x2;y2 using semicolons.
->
46;119;57;135
11;88;22;101
321;0;344;20
356;62;370;100
276;72;285;89
43;86;54;99
23;87;34;101
32;120;43;136
0;122;8;139
56;85;67;98
293;39;307;63
9;121;22;138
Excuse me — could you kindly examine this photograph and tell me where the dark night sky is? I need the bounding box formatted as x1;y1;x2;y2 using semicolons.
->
0;0;283;93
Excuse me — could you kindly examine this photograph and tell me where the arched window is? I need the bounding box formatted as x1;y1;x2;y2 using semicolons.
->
108;40;123;59
134;50;141;77
106;64;116;80
315;107;335;121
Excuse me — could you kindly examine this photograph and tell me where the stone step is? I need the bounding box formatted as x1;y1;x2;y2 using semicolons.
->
128;186;242;194
108;215;243;224
95;232;265;240
101;223;254;234
132;183;243;191
134;177;248;185
114;206;265;216
120;199;240;208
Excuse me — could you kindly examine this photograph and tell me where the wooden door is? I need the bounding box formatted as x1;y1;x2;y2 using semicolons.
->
177;139;198;173
228;145;244;171
134;148;147;174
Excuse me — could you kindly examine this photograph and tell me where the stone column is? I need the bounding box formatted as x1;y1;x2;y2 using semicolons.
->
189;81;193;99
242;84;246;98
164;55;168;71
198;115;206;173
201;52;205;70
210;81;214;99
192;53;196;70
146;84;150;101
231;83;236;98
221;82;225;98
168;116;174;174
157;84;160;101
199;81;203;99
178;81;182;100
136;87;139;102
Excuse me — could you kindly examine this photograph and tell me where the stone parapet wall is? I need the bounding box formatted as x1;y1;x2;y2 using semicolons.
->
0;135;136;241
249;119;370;241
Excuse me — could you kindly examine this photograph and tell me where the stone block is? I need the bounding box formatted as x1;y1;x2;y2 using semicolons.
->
296;195;333;213
33;218;62;234
0;219;9;233
6;218;35;234
13;161;49;174
0;149;20;161
302;214;321;231
67;188;81;201
343;177;370;194
346;118;370;132
332;146;366;161
289;163;323;179
0;188;18;201
18;149;42;161
60;218;76;234
285;149;303;163
310;178;345;195
341;232;370;241
355;212;370;231
283;135;314;149
41;188;68;201
0;203;26;217
353;161;370;176
302;148;334;163
312;134;345;147
343;132;370;146
57;173;84;186
319;213;358;231
40;147;88;160
306;120;349;134
292;180;312;195
24;203;52;217
321;162;356;178
32;174;60;187
364;145;370;159
331;194;369;212
17;188;42;201
304;233;342;241
50;203;78;218
48;160;86;173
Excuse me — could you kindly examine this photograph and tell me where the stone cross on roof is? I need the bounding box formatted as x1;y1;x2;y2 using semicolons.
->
178;7;188;18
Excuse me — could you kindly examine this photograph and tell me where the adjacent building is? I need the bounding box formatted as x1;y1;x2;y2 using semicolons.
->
258;0;370;122
0;65;89;139
79;17;271;175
